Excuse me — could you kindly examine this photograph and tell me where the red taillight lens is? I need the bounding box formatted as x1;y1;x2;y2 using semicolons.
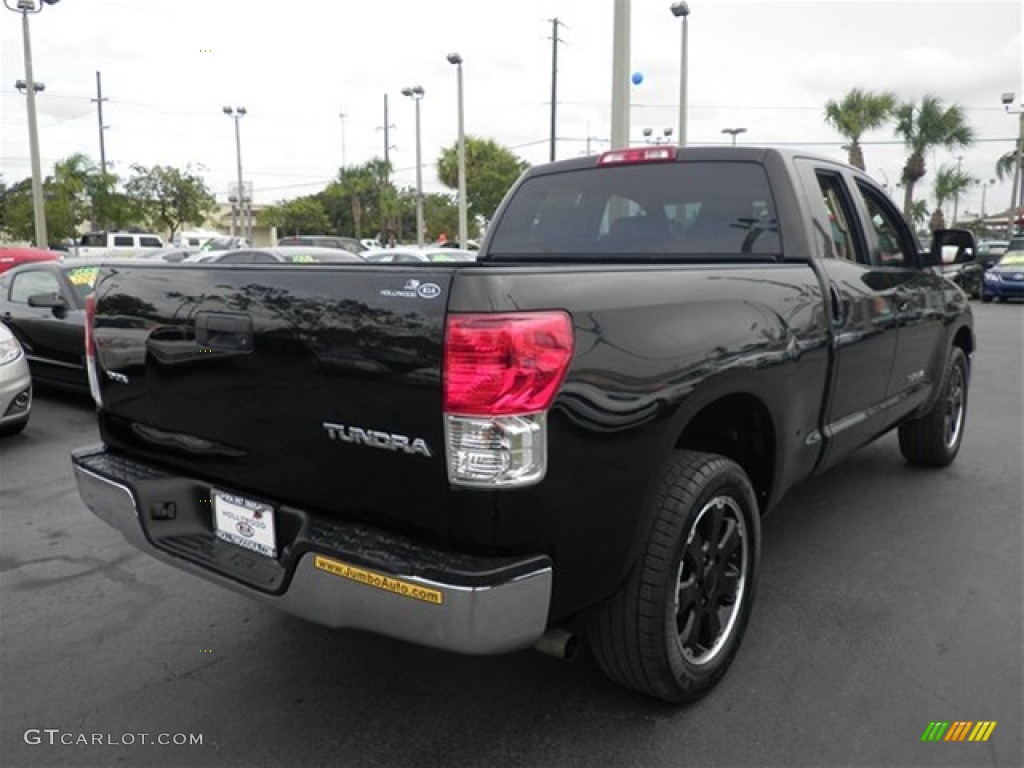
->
598;146;677;165
84;292;96;357
444;312;574;415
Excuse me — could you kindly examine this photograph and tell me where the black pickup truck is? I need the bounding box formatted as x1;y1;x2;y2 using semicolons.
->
72;147;975;703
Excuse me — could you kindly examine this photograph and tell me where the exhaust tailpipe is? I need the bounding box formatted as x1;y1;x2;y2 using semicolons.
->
534;628;578;659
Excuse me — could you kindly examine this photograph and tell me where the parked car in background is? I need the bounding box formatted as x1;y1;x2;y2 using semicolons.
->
75;231;165;258
977;239;1009;269
184;246;363;264
981;250;1024;303
0;247;62;275
438;239;480;250
278;235;366;253
0;323;31;436
199;236;249;252
134;248;198;263
173;230;222;249
0;259;149;392
362;246;477;263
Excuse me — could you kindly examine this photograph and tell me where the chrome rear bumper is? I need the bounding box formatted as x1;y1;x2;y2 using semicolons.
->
72;445;552;655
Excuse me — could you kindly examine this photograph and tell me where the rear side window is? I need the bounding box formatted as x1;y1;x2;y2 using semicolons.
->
113;235;134;247
487;161;780;260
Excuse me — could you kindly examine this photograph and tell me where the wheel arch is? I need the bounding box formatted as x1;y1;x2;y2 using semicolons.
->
672;392;777;514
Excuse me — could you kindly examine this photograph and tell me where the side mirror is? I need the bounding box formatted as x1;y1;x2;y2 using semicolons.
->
27;291;69;312
925;228;976;267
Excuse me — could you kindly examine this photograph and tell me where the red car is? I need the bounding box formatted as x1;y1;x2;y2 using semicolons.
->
0;247;62;275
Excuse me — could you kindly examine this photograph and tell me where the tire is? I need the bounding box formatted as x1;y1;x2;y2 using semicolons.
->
898;347;968;467
588;450;760;704
981;294;993;304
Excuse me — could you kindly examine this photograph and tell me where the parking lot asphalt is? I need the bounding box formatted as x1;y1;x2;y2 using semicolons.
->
1;303;1021;768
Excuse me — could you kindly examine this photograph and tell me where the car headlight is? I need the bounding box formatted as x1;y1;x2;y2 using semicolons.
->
984;272;1001;283
0;336;24;366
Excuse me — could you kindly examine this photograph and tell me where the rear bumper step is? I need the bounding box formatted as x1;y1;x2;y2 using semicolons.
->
71;444;553;655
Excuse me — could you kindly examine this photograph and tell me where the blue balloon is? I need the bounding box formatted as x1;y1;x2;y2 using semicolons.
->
631;71;643;85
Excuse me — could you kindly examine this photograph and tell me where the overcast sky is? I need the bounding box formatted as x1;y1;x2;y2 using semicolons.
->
1;0;1021;220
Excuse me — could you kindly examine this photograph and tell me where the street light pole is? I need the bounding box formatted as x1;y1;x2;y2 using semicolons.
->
402;86;425;247
670;2;690;147
722;127;746;146
1003;92;1024;238
223;106;247;241
7;0;59;247
980;178;994;220
448;53;468;249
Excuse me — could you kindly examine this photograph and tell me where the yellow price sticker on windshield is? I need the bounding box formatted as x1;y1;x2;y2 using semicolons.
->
67;267;100;287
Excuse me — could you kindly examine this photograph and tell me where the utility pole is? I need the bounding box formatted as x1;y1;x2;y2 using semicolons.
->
549;18;567;162
92;71;108;175
610;0;630;151
383;94;393;180
91;71;109;230
376;95;396;184
339;108;347;169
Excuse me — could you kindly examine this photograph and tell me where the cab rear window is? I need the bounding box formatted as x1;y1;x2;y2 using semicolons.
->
488;161;780;260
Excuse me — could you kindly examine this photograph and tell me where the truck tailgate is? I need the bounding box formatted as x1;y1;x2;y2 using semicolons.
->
92;264;453;541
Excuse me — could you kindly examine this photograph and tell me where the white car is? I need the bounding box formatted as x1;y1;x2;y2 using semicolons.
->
0;323;31;436
362;246;477;263
74;231;165;258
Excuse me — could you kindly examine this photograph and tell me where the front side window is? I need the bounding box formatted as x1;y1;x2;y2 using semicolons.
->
140;236;162;247
488;161;780;260
10;270;61;303
854;181;916;268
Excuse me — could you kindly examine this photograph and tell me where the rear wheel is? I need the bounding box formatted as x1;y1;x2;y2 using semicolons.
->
588;451;760;703
898;347;968;467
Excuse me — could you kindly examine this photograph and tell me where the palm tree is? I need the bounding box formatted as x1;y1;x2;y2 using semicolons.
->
893;94;974;220
333;163;377;238
823;88;896;171
930;164;977;229
995;144;1020;182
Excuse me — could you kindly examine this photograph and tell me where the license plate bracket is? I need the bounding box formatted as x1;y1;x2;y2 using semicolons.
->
212;490;277;558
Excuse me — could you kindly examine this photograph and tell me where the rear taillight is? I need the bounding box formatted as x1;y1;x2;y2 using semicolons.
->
444;312;573;487
84;292;102;406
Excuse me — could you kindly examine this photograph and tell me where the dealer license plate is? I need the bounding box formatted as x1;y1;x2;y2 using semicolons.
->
212;490;277;558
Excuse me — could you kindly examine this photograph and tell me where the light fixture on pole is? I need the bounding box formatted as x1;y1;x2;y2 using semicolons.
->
6;0;60;248
223;106;248;241
447;53;468;249
1002;92;1024;237
670;1;690;147
642;127;674;146
722;127;747;146
402;86;425;247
